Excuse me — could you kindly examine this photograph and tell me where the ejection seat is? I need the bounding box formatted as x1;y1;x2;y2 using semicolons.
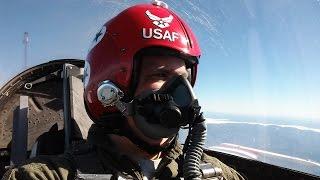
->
29;62;93;157
0;60;92;176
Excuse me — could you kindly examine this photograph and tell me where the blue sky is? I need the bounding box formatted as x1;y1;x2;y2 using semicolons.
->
0;0;319;120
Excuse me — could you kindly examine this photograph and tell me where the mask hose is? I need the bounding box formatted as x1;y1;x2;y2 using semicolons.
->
183;112;207;179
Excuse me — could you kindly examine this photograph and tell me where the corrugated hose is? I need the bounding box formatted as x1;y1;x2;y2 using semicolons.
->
183;113;207;180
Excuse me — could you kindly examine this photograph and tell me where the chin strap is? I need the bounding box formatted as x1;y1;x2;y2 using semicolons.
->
96;113;176;155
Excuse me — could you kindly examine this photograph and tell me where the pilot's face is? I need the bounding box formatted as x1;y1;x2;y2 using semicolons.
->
135;55;189;95
128;55;188;146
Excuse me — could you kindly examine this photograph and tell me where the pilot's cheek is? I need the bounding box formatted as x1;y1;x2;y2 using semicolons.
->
136;81;165;95
150;82;164;90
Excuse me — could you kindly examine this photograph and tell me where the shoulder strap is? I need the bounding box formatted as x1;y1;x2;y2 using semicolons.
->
154;141;183;179
68;141;108;175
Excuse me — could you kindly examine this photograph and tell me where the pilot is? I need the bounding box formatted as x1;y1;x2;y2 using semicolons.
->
3;1;245;180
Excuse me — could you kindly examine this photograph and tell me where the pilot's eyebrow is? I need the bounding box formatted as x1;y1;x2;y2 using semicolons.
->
150;68;170;74
151;68;188;79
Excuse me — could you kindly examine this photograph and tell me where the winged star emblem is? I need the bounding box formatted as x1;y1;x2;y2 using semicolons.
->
145;10;173;29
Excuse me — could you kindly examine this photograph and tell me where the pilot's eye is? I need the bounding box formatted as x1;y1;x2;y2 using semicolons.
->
149;72;168;79
155;73;167;78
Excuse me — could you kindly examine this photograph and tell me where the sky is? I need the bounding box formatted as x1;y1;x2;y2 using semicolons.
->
0;0;319;120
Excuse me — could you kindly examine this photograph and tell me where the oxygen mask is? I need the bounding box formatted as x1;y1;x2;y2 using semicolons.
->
132;75;197;139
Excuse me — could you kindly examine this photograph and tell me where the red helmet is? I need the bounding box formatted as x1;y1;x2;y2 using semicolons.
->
84;1;201;120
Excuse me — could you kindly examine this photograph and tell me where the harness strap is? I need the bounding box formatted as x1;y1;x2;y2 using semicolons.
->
138;93;172;103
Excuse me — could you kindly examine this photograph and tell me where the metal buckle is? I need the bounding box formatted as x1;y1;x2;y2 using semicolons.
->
200;163;224;179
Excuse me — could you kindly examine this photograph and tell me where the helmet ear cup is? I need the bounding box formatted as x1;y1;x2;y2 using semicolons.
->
97;80;124;107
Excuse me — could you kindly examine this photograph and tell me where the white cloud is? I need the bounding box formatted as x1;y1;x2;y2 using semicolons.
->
201;100;320;120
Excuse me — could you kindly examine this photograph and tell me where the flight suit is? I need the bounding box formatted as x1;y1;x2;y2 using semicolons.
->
2;124;245;180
